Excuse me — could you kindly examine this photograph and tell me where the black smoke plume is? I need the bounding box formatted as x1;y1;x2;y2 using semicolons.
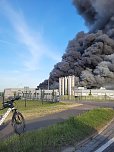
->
38;0;114;89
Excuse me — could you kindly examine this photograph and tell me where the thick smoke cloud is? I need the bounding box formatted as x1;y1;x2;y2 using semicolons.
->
38;0;114;89
73;0;114;32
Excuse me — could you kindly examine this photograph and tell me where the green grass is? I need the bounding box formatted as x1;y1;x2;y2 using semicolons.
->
0;108;114;152
0;100;81;120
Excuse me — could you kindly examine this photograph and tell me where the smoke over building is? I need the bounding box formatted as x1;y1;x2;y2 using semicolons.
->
38;0;114;90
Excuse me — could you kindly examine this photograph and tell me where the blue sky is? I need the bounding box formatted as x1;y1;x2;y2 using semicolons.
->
0;0;88;91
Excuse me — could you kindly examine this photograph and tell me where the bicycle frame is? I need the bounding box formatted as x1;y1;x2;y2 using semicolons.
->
0;96;25;135
0;107;15;126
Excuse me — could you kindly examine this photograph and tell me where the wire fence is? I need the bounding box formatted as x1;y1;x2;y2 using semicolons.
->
60;95;114;102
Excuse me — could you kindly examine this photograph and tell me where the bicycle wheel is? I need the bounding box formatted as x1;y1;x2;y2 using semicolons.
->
12;111;25;134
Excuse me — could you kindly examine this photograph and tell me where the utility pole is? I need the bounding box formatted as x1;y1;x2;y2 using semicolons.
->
25;90;27;107
24;86;29;107
2;92;4;105
48;79;50;90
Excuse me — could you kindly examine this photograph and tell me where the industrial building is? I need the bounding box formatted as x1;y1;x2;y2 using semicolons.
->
4;75;114;100
59;75;75;96
75;87;114;98
4;87;59;101
59;75;114;98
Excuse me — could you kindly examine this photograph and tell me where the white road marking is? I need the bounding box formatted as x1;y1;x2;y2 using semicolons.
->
95;137;114;152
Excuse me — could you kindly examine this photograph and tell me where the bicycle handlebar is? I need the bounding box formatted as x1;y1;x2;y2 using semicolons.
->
2;96;21;109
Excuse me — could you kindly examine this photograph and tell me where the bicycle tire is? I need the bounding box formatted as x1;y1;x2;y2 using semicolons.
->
12;111;25;134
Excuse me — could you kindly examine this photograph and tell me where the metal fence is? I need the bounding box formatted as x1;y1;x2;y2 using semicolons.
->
60;94;114;102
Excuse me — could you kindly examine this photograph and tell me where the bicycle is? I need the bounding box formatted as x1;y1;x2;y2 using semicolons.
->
0;96;25;135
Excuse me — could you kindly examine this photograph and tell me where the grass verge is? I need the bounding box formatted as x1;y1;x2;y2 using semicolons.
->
0;108;114;152
0;100;81;120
